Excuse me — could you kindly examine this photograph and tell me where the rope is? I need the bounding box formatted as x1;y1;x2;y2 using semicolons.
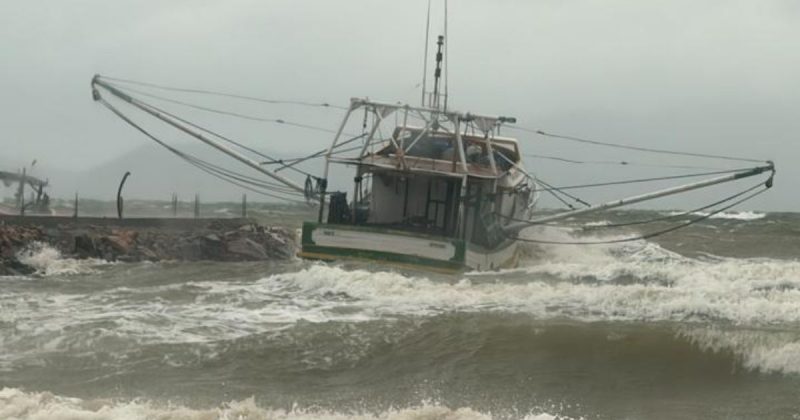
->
269;133;368;169
524;153;726;171
107;82;340;135
97;76;347;110
510;127;766;163
127;93;317;179
503;186;768;245
98;98;307;204
534;167;753;192
534;177;590;209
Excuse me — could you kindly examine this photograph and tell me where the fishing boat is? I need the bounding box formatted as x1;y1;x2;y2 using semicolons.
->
297;103;536;272
89;14;775;273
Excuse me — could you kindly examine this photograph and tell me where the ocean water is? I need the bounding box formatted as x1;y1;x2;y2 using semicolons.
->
1;210;799;420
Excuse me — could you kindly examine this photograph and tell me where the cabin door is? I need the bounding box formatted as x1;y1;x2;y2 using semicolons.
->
424;178;458;236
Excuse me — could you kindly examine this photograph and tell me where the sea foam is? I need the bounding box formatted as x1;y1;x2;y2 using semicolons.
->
0;388;577;420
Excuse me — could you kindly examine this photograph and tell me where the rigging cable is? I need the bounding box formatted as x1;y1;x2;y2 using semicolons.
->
271;133;369;172
531;167;755;192
524;153;727;171
97;97;307;204
106;82;340;134
534;177;590;209
106;81;371;176
97;76;347;110
122;91;317;179
509;126;766;163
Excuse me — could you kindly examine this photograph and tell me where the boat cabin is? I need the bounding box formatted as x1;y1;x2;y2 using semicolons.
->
324;120;532;249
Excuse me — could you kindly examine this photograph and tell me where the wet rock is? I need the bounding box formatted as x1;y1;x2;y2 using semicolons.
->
0;256;35;276
226;237;267;260
137;246;159;261
101;235;133;255
73;234;99;259
1;218;296;270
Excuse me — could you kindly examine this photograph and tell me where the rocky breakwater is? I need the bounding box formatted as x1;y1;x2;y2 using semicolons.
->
0;218;296;275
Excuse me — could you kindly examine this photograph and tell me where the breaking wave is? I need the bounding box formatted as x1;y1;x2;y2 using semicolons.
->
679;327;800;375
665;210;767;221
15;242;108;276
0;388;576;420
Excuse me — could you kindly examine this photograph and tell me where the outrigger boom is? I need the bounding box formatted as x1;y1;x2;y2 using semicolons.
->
504;162;775;232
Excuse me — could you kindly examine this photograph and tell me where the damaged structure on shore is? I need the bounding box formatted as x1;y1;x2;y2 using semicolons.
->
0;169;50;215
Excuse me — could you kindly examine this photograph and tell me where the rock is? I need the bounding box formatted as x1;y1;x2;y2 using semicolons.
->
238;224;256;233
226;237;267;260
203;234;221;243
178;238;204;260
101;235;133;254
1;218;295;265
0;256;36;276
73;234;99;258
111;229;138;246
138;246;159;261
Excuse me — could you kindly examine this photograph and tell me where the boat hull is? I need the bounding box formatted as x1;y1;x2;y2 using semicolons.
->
298;222;519;273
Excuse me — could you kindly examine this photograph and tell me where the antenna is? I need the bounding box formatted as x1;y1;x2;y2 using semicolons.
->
421;0;449;109
431;35;445;109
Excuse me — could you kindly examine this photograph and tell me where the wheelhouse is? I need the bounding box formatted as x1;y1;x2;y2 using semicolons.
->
313;99;537;251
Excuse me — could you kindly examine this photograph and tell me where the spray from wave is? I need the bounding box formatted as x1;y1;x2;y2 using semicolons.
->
15;242;109;276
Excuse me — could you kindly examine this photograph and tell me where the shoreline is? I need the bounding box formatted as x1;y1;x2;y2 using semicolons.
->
0;216;296;276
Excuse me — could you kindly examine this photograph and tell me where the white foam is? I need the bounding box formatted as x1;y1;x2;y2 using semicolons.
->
4;225;799;369
666;210;766;221
0;388;579;420
5;242;800;361
582;220;611;227
287;256;800;325
16;242;108;276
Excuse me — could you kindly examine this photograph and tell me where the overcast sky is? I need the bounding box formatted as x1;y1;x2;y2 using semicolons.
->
1;0;797;210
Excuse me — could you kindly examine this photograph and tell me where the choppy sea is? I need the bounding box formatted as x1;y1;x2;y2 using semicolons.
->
1;210;799;419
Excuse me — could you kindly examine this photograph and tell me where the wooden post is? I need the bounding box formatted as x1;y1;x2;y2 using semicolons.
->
194;194;200;219
73;192;79;218
172;193;178;217
241;193;247;218
117;171;131;220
